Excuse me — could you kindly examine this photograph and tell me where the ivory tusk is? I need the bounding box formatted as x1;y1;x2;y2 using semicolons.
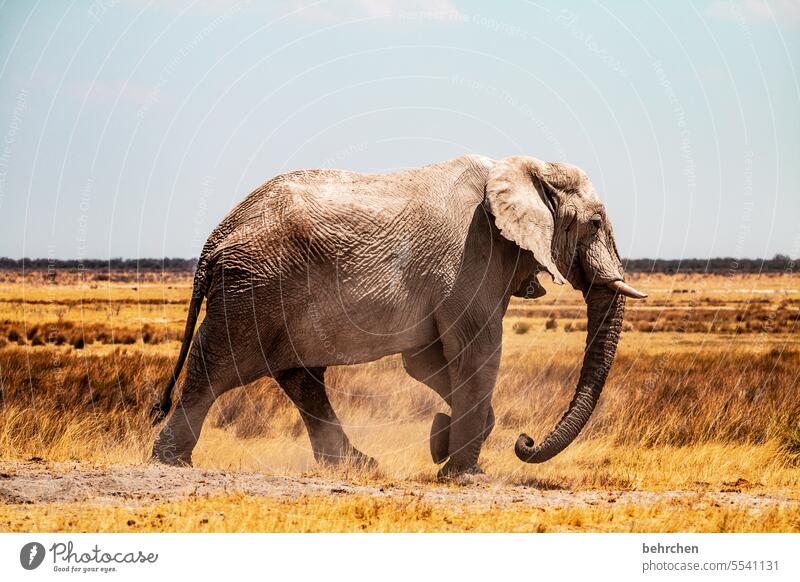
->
608;279;648;299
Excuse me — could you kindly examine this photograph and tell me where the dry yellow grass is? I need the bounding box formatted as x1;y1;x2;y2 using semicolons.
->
0;270;798;532
3;492;798;533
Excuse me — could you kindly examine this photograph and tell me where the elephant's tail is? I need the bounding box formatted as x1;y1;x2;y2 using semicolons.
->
149;261;212;424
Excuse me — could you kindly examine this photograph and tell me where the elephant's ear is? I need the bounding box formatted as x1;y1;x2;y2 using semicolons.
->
485;156;568;285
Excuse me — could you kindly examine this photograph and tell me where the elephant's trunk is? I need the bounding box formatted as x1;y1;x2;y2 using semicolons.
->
515;287;625;463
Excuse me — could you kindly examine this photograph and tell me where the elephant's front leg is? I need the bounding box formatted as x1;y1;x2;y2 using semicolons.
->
275;367;376;468
404;342;497;465
430;405;495;464
438;347;501;478
403;342;453;464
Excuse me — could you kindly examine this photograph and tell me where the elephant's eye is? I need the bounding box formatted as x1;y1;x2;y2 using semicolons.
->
590;215;603;230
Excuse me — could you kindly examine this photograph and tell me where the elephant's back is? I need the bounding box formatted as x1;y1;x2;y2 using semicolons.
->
210;155;489;239
202;159;488;302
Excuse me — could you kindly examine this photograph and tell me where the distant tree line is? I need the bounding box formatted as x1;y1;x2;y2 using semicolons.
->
0;257;197;271
0;255;796;274
622;255;796;274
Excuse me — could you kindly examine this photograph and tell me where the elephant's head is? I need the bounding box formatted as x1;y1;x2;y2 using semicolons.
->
485;156;646;463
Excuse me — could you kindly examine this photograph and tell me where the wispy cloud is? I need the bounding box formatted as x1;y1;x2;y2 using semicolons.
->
706;0;800;29
67;79;164;108
285;0;463;22
115;0;463;22
116;0;251;15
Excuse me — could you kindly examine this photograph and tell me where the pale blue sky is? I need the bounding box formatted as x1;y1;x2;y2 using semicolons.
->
1;0;798;260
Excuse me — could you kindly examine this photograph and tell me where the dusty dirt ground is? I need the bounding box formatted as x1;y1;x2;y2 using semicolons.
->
1;460;797;511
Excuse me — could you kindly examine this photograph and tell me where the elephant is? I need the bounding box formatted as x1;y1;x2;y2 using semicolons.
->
150;155;646;477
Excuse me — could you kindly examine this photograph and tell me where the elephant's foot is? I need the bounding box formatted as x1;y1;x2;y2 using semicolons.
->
430;412;450;464
150;444;193;467
339;445;378;471
436;460;485;482
314;442;377;470
151;424;195;467
344;446;378;470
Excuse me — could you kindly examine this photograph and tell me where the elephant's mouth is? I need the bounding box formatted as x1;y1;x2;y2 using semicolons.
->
567;248;647;299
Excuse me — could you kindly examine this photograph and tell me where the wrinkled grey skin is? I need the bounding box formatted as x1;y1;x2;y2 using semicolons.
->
151;155;646;477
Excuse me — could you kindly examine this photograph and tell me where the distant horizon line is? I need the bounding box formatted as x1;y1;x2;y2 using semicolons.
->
0;255;796;262
0;255;796;274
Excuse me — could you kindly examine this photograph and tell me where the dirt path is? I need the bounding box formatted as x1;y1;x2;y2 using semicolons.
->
1;461;797;511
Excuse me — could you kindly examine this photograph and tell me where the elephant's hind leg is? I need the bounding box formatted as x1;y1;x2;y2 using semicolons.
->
152;321;249;466
152;373;217;466
276;367;376;468
151;368;241;467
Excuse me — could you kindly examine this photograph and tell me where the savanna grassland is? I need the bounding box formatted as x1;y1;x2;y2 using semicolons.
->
0;268;798;532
